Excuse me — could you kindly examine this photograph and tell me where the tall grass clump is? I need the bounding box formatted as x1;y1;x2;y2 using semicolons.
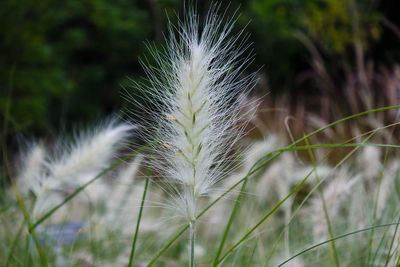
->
129;6;256;266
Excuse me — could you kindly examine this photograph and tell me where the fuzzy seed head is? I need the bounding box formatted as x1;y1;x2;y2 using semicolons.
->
132;7;256;222
16;120;134;219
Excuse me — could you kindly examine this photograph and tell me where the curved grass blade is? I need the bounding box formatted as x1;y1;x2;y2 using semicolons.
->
216;165;316;265
12;182;48;266
213;177;248;266
151;141;398;266
215;122;400;264
368;142;391;266
29;142;152;232
147;106;400;265
384;214;400;266
278;223;400;267
2;126;47;266
128;148;156;266
264;131;376;266
304;136;340;266
4;219;25;266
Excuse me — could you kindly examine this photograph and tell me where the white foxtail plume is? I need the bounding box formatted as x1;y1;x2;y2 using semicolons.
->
358;145;381;181
16;143;47;196
376;160;399;217
131;5;256;266
46;121;134;189
309;167;361;242
16;120;134;220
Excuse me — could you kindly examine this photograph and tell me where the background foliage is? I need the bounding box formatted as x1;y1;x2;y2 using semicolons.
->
1;0;399;136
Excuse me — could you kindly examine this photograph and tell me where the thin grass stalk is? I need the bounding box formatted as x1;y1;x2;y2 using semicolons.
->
213;178;248;266
2;128;47;266
384;215;400;266
29;143;152;231
189;220;196;267
278;223;400;267
368;119;398;267
222;132;376;265
217;167;316;265
304;136;340;267
147;225;189;266
88;213;97;263
147;104;400;264
12;182;47;266
283;207;290;261
371;221;393;265
249;109;400;177
247;243;258;265
235;122;400;265
4;219;25;267
149;141;398;266
370;214;397;265
128;148;156;266
265;131;377;265
395;254;400;266
367;147;390;266
23;236;29;266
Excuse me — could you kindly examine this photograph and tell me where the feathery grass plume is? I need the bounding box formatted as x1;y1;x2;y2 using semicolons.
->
46;121;134;189
308;167;361;243
129;5;256;266
16;143;47;196
16;120;134;220
358;145;382;181
375;160;399;217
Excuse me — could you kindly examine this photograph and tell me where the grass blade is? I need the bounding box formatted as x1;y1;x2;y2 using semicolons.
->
278;223;400;267
146;105;400;264
12;182;48;266
128;148;156;266
213;177;248;266
4;219;25;266
304;136;340;267
264;131;377;266
29;142;152;232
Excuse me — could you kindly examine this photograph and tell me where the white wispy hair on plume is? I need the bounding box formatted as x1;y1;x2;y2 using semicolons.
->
45;121;134;190
16;120;134;219
16;143;47;196
308;167;361;242
130;6;257;223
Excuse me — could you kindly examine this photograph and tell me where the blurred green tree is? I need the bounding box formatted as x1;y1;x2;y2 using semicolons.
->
0;0;399;138
0;0;179;136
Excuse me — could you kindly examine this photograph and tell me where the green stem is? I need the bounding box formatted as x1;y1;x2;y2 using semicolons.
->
213;178;248;266
384;214;400;267
149;139;400;265
12;183;48;266
367;148;390;266
29;143;152;231
265;132;375;266
148;141;400;265
4;219;25;266
216;167;315;264
219;132;376;264
146;104;400;265
189;220;196;267
147;225;189;266
304;136;340;267
278;223;400;267
128;163;152;266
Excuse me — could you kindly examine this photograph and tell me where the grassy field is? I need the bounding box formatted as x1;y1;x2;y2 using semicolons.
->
1;3;400;267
